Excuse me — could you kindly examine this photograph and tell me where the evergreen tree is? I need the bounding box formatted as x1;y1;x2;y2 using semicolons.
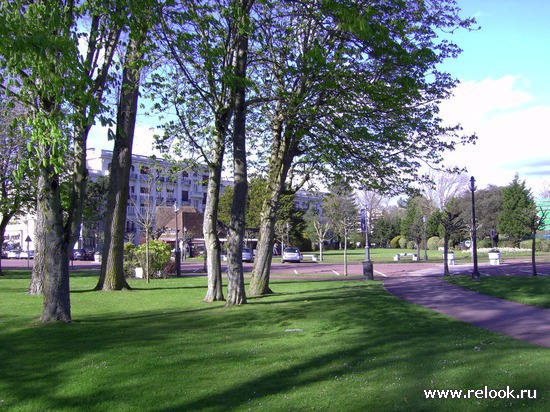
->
498;175;536;247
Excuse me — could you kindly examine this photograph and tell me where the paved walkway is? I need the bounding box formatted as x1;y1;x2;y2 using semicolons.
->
383;264;550;348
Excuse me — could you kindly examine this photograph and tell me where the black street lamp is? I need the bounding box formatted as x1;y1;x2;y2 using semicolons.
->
469;176;480;280
174;203;181;277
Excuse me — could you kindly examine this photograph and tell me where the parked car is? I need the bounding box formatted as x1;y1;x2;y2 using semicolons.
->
7;250;21;259
72;248;93;261
281;247;303;263
242;247;254;263
19;250;34;259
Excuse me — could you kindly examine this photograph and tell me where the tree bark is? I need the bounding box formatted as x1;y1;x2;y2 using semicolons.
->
203;138;225;302
226;5;251;306
249;109;295;296
96;34;146;291
37;165;71;322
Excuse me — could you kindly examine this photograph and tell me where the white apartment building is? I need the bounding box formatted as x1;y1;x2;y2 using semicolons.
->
4;148;209;253
4;147;325;254
86;148;209;247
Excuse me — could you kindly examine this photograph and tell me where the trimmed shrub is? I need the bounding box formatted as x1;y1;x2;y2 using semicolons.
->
406;240;416;250
398;236;408;249
427;236;440;250
390;235;401;249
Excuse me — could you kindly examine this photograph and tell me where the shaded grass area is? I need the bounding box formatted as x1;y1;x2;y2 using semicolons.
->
445;275;550;308
0;270;548;411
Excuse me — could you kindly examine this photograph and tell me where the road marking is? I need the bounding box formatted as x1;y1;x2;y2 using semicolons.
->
294;269;299;274
332;270;340;276
374;270;387;277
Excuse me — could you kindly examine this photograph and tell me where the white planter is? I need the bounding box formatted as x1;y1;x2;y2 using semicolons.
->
94;253;102;263
488;252;501;265
135;267;143;278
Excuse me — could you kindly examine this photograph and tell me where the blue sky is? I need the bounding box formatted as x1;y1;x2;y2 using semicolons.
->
89;0;550;197
439;0;550;196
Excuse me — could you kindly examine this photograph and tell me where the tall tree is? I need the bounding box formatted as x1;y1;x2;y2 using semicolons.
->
97;4;154;290
249;0;477;295
154;0;253;303
498;175;536;248
0;0;122;321
225;0;255;306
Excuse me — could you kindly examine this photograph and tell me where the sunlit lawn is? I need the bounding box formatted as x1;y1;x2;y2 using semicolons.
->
0;269;548;411
446;275;550;308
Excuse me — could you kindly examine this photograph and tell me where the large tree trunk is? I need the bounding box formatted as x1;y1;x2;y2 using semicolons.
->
443;233;451;276
249;108;294;296
96;35;145;291
203;143;225;302
37;166;71;322
225;9;251;306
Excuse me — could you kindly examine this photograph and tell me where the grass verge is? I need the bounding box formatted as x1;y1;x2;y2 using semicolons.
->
445;275;550;308
0;270;548;411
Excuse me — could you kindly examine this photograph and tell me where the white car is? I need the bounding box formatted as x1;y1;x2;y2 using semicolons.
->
7;250;20;259
281;247;303;263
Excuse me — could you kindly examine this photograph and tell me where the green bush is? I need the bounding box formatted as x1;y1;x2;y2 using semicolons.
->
135;240;171;279
521;238;550;252
427;236;440;250
478;238;493;248
123;242;138;278
398;236;408;249
406;240;416;249
390;235;401;249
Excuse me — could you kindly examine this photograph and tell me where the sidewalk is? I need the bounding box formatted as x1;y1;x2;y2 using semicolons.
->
383;266;550;348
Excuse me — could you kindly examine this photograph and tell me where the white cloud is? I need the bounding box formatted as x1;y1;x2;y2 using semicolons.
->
439;76;550;196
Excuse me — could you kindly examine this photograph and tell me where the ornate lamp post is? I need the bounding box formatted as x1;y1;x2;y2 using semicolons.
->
174;203;181;277
469;176;480;280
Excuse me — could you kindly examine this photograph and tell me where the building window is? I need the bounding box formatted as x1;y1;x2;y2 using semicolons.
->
202;192;207;204
182;190;189;202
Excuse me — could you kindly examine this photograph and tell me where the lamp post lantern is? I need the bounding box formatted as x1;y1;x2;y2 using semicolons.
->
174;203;181;277
469;176;480;280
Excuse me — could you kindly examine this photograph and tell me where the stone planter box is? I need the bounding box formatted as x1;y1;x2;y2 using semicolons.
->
135;267;143;278
488;252;501;265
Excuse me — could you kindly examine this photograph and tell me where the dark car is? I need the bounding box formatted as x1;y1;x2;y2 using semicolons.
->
72;248;93;261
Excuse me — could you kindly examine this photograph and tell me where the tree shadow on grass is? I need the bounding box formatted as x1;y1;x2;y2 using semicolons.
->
0;281;547;411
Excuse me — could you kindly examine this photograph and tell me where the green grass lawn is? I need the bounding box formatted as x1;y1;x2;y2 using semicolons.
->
445;276;550;308
1;270;548;411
